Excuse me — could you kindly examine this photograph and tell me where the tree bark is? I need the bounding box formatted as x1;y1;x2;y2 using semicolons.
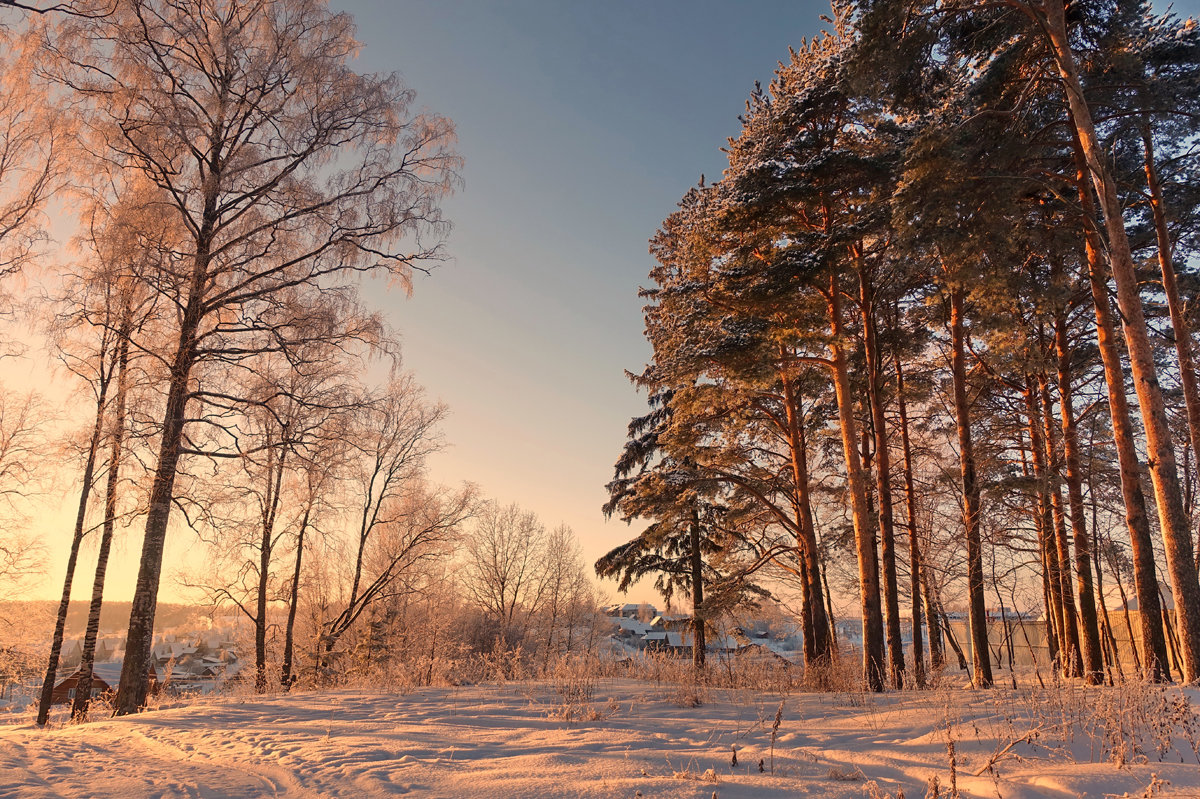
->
859;272;905;688
36;345;113;726
281;501;310;691
948;283;992;687
255;440;288;694
827;273;886;691
1142;121;1200;539
922;567;945;673
1069;114;1172;682
1020;396;1063;668
1040;372;1085;678
779;358;832;666
895;350;926;688
113;232;211;715
72;315;131;720
1052;308;1105;684
689;511;706;670
1045;0;1200;682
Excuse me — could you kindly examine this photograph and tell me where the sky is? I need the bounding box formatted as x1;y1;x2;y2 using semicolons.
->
325;0;833;606
12;0;1200;610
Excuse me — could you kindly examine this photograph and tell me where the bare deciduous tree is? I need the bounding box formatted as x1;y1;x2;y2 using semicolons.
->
42;0;460;714
316;377;475;676
0;29;63;346
462;502;551;651
0;390;48;596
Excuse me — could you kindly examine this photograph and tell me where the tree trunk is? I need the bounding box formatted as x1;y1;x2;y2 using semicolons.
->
36;347;113;726
114;234;211;715
823;559;839;651
1094;540;1123;683
779;358;832;666
859;272;904;689
1069;120;1172;682
72;316;132;720
1052;308;1105;684
1142;120;1200;539
948;283;992;687
922;565;945;673
1040;372;1085;678
895;350;926;688
1020;399;1062;668
281;501;311;691
827;273;886;691
689;511;706;670
255;441;288;694
1045;0;1200;682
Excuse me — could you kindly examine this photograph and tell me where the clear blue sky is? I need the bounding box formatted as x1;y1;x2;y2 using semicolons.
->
330;0;1200;607
332;0;831;605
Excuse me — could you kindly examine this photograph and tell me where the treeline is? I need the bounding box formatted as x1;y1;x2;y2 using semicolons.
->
601;0;1200;691
0;0;596;725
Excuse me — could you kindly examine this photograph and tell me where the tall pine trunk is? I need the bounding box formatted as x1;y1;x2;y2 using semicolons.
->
827;273;886;691
1027;379;1065;657
1021;396;1063;668
780;361;832;666
1040;373;1085;678
689;511;706;670
1070;120;1172;682
1052;306;1105;683
922;567;944;673
895;351;926;688
859;272;905;688
1045;0;1200;682
1142;122;1200;540
948;283;993;687
1088;460;1124;682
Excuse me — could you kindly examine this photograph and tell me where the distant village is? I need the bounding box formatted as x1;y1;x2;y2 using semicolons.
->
46;624;245;707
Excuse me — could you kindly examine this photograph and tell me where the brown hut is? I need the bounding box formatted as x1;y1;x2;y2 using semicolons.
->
51;662;159;705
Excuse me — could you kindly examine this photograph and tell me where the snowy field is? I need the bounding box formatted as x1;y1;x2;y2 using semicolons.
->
2;678;1199;798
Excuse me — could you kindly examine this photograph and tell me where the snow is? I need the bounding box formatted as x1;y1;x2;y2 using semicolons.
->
2;679;1198;797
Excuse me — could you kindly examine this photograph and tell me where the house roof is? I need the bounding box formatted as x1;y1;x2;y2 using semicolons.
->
613;617;651;634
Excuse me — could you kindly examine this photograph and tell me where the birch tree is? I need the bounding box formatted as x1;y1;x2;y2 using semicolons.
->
43;0;459;714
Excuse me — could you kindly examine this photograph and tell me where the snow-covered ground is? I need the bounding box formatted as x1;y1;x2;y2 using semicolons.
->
2;678;1198;798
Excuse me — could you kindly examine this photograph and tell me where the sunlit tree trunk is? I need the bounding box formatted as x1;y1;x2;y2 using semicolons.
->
779;359;832;666
1052;305;1104;684
1045;0;1200;681
859;272;904;688
922;568;944;673
895;351;926;688
115;222;210;716
1141;121;1200;539
1088;460;1124;683
1020;394;1063;667
827;272;885;691
689;510;706;670
1040;373;1085;678
948;283;992;687
1069;124;1171;682
36;344;113;726
72;313;132;720
254;439;288;694
280;501;311;691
